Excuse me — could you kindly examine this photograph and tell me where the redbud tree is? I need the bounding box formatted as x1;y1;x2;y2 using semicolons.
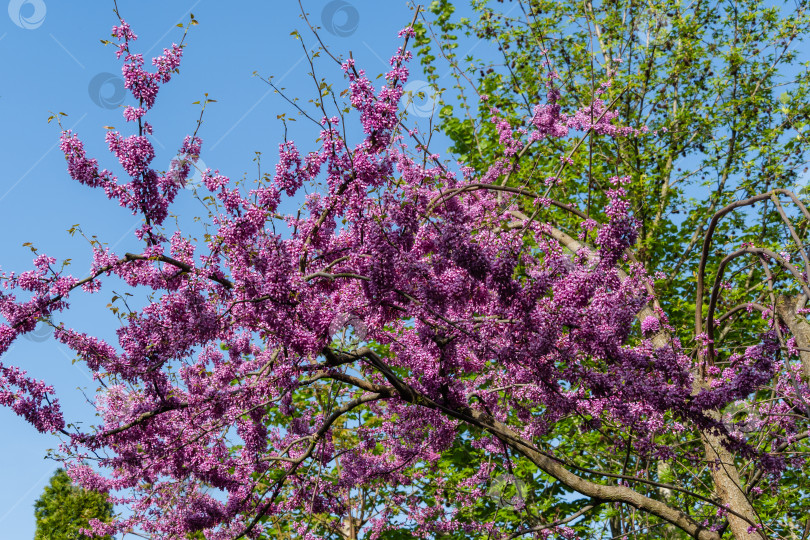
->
0;5;808;540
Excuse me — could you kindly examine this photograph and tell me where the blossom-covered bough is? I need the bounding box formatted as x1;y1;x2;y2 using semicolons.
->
0;6;808;540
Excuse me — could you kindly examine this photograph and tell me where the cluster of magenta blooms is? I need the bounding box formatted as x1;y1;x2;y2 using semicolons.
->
0;17;806;539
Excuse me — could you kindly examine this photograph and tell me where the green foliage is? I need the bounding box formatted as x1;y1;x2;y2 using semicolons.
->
403;0;810;537
34;469;113;540
415;0;810;339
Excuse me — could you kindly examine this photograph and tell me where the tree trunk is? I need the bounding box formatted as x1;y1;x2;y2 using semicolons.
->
701;414;765;540
775;295;810;381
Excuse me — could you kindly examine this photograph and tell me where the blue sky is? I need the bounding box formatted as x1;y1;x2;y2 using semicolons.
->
0;1;488;536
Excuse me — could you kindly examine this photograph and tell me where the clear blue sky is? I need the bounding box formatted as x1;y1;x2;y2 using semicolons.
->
0;1;487;536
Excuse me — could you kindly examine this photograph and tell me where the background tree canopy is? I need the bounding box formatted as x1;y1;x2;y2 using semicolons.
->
33;468;112;540
402;0;810;537
415;0;810;336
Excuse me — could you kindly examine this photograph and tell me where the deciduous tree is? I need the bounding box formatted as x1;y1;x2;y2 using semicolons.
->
0;4;806;540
